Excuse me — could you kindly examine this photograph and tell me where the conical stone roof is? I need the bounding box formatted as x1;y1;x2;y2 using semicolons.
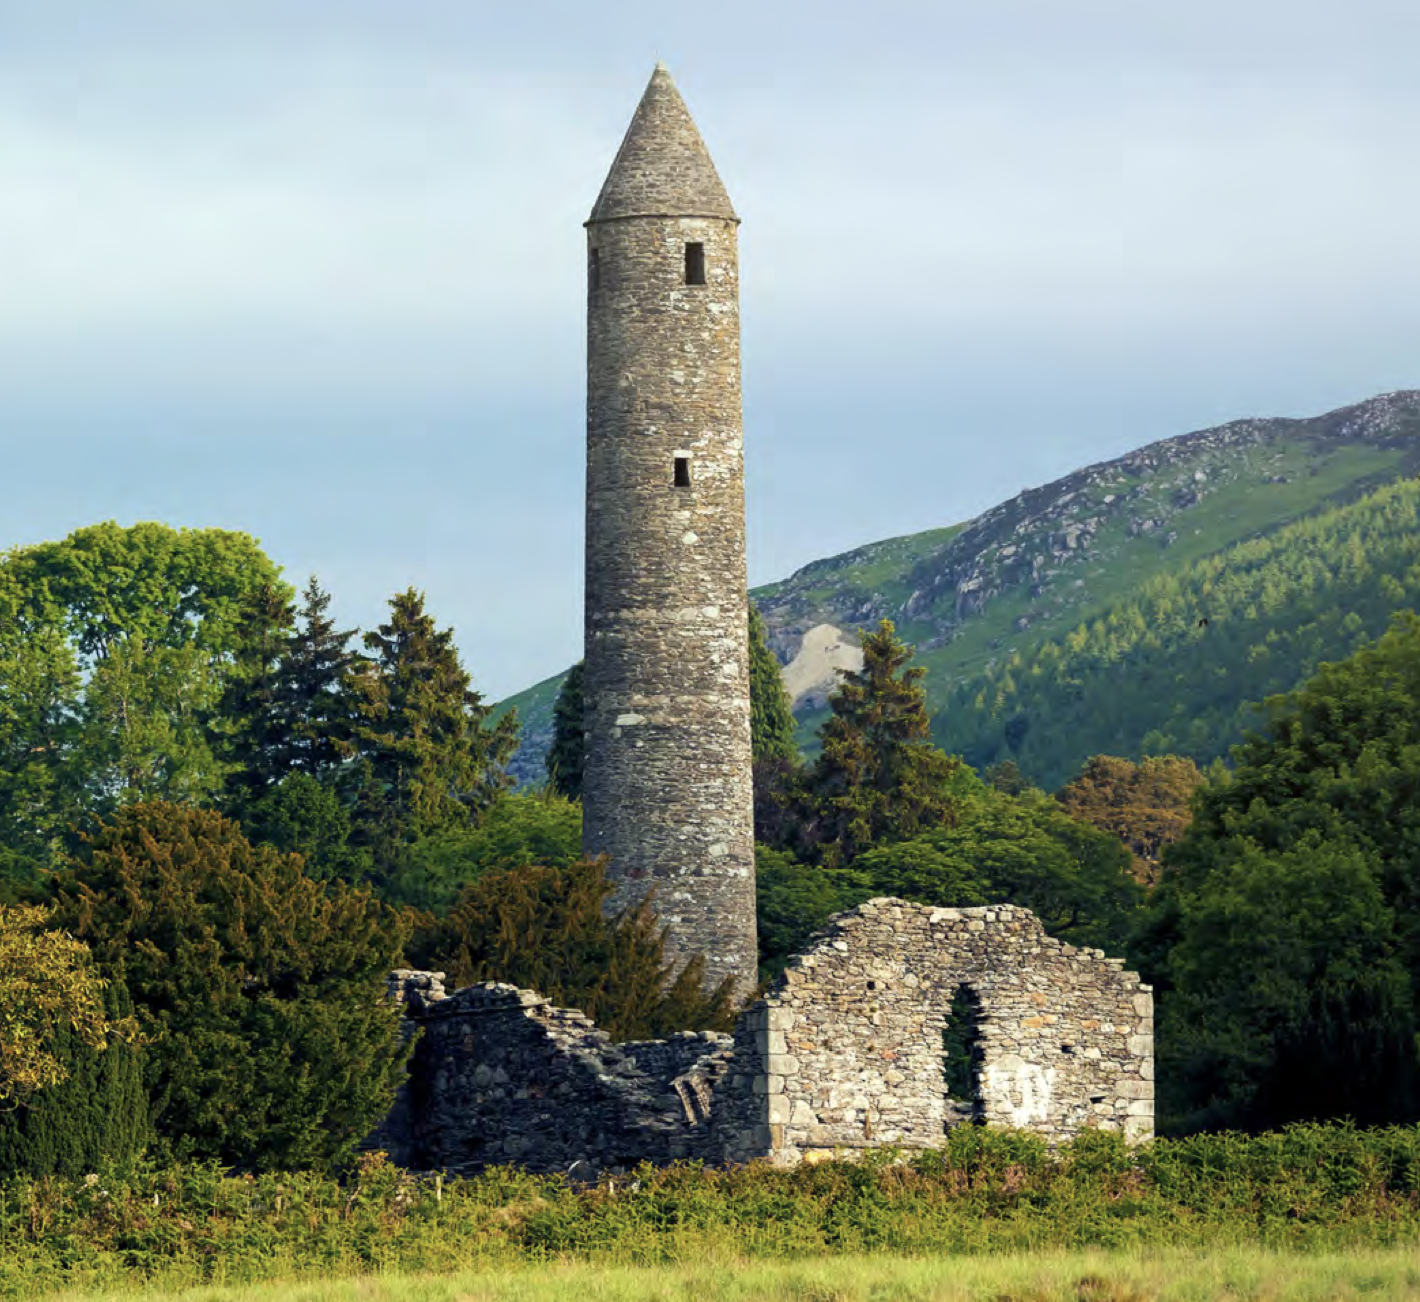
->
588;64;738;224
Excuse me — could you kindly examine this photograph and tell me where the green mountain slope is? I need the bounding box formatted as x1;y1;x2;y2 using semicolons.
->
497;389;1420;789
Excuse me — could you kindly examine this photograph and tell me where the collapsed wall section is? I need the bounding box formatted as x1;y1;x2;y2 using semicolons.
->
375;975;734;1176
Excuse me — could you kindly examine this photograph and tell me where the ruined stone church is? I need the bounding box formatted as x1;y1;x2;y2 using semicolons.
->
376;66;1154;1176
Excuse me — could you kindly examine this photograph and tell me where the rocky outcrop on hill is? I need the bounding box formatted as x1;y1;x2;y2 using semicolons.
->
753;390;1420;658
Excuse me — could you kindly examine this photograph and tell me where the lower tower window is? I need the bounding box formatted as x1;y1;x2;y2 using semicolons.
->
684;242;706;285
674;456;692;488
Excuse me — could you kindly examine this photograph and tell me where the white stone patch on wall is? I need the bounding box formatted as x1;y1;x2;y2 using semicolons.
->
984;1056;1057;1127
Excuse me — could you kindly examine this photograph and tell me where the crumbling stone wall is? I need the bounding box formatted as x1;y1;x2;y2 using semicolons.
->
374;973;735;1176
377;900;1152;1177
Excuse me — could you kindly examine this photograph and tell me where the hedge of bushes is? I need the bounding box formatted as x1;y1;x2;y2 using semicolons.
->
1;1123;1418;1298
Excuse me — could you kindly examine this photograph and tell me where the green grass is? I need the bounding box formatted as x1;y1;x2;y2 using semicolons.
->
34;1248;1420;1302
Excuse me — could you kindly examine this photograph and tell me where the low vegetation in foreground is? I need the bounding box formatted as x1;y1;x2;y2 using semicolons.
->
3;1125;1420;1300
28;1248;1420;1302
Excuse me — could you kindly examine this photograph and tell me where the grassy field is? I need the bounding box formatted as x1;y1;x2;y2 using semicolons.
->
35;1249;1420;1302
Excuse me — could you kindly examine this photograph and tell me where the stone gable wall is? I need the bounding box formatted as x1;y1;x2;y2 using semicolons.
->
723;900;1153;1166
375;901;1152;1177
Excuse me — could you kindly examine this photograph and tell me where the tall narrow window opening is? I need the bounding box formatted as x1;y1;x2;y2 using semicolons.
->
589;247;601;291
942;984;985;1127
673;456;692;488
684;242;706;285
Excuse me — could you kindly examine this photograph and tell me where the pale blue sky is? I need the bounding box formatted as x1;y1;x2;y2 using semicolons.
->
3;2;1418;699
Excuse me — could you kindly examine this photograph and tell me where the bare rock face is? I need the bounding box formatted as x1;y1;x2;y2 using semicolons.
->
780;623;864;709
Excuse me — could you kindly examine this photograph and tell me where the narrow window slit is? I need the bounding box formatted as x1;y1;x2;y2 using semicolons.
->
684;242;706;285
589;247;600;291
943;984;986;1127
673;457;692;488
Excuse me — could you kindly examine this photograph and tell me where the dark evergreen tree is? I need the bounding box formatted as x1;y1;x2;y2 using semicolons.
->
280;576;361;781
984;760;1031;796
0;980;149;1177
349;589;519;889
546;659;585;800
217;581;296;813
749;601;803;846
411;855;741;1040
49;802;413;1171
748;602;797;764
793;619;963;867
241;771;372;883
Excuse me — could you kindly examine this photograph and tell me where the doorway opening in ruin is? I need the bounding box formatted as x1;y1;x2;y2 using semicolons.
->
942;984;985;1126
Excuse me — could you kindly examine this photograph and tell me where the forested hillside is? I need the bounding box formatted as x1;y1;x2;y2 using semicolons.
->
501;389;1420;789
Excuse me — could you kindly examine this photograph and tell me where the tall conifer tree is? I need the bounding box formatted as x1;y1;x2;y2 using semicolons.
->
748;602;797;765
795;618;962;867
279;577;360;781
218;581;296;812
546;659;585;800
350;589;519;875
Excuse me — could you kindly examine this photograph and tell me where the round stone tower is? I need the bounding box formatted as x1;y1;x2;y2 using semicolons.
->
583;65;757;1000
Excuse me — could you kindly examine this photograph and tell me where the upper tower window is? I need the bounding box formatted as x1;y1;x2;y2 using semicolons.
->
684;242;706;285
674;456;692;488
589;247;601;291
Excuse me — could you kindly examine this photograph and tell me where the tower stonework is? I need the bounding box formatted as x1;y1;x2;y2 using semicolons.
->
583;65;757;999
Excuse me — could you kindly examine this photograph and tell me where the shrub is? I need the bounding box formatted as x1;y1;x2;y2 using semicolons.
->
49;801;414;1171
0;980;149;1177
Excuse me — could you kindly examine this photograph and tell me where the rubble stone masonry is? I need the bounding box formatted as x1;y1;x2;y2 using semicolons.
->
582;66;757;998
373;901;1153;1176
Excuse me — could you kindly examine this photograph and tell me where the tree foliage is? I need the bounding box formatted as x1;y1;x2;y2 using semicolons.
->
546;659;585;800
348;589;518;894
1140;611;1420;1132
1055;754;1205;885
0;904;127;1107
0;979;149;1176
48;803;413;1170
938;478;1420;788
386;790;584;914
787;619;963;867
412;856;740;1041
748;602;797;765
844;774;1142;953
0;523;289;860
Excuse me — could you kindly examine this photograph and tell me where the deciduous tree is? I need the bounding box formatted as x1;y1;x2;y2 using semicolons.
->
0;904;127;1107
1055;754;1204;885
